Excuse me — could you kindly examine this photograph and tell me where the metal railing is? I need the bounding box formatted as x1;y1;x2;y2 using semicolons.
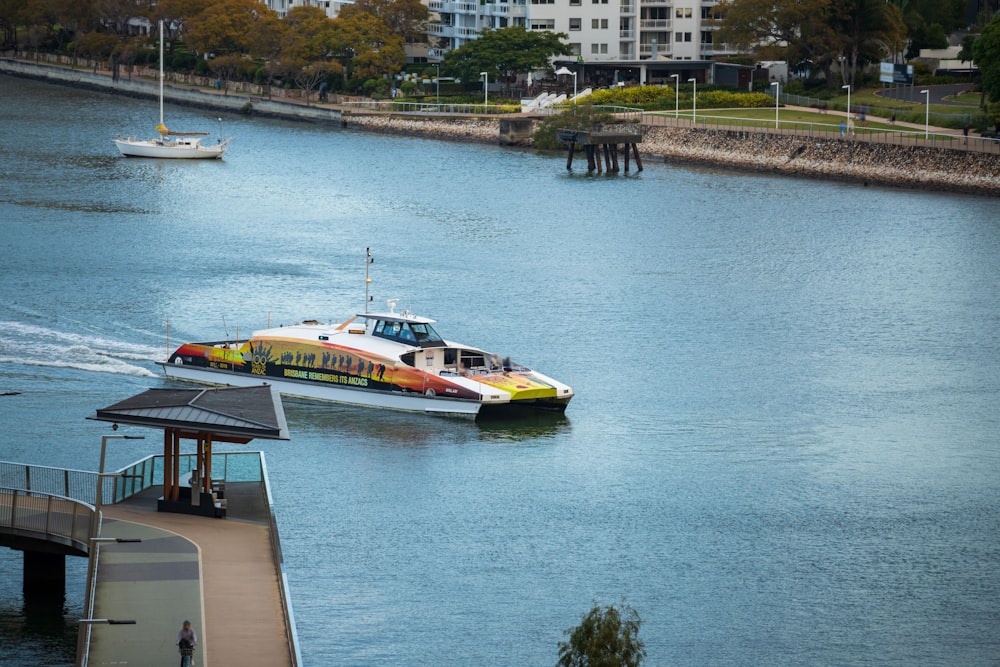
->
0;460;101;504
339;100;523;114
774;90;978;128
260;453;303;667
0;487;96;554
641;111;1000;154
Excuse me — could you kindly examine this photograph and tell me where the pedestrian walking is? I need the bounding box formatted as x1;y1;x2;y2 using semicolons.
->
177;620;198;667
963;124;970;145
839;120;846;138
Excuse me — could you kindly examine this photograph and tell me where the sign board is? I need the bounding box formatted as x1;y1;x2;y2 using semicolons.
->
879;62;913;84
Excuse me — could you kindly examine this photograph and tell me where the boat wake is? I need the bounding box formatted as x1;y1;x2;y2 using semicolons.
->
0;321;161;378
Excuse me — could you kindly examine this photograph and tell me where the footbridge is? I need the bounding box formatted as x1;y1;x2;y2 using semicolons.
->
0;385;301;667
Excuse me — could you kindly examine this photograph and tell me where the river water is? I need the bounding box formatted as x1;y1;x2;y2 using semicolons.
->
1;74;999;666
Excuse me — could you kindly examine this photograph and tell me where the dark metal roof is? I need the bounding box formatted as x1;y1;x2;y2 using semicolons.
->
89;385;289;441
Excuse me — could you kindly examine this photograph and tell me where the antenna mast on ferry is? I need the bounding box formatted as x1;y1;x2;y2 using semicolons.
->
365;247;374;313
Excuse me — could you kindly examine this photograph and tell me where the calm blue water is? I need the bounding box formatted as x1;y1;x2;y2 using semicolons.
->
1;74;999;666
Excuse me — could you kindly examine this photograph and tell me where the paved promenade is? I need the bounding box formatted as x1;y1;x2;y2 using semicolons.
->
91;484;292;667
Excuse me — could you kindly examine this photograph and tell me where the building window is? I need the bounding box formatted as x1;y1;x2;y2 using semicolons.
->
591;43;600;54
684;32;692;42
570;42;582;55
675;31;682;42
601;43;608;53
570;0;581;5
569;17;581;30
591;18;608;28
592;0;608;4
675;7;691;17
531;18;555;29
701;30;712;44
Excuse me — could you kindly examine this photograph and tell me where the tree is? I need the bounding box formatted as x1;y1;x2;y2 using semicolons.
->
338;0;428;43
974;14;1000;103
557;602;646;667
330;12;405;82
715;0;838;81
828;0;906;87
442;26;572;89
277;6;342;104
184;0;275;56
149;0;210;55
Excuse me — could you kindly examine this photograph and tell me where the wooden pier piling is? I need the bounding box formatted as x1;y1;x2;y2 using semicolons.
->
557;128;643;174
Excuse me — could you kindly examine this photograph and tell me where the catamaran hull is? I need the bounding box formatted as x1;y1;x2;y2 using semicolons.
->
114;140;226;159
160;362;482;418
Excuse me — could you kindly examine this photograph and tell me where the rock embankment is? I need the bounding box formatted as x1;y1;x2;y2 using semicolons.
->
337;114;999;196
641;127;1000;196
342;114;497;143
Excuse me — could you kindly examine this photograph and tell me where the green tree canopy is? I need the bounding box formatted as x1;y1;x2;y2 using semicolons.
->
442;26;572;86
716;0;905;86
974;13;1000;103
557;602;646;667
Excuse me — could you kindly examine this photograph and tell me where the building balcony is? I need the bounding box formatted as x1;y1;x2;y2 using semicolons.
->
427;24;482;38
620;29;635;38
639;18;671;29
620;2;635;13
427;1;479;14
639;0;671;5
638;43;672;56
482;4;508;15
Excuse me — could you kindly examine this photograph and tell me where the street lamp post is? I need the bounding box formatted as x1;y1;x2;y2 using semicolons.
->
554;67;577;103
433;63;440;105
842;84;851;131
688;78;697;124
920;89;930;139
670;74;679;118
480;71;488;108
771;81;780;129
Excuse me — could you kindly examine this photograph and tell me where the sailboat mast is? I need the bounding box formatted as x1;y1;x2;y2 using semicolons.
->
365;248;373;313
158;20;164;128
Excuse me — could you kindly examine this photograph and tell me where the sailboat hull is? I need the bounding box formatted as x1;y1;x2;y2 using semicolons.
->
114;138;226;159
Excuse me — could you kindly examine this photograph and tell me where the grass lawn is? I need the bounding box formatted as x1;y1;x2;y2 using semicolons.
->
656;107;907;133
827;89;973;117
947;91;984;105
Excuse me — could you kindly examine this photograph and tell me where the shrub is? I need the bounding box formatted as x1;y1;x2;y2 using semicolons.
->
532;103;617;150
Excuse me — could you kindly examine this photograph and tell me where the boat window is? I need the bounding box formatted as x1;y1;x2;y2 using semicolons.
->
373;319;444;346
410;323;443;343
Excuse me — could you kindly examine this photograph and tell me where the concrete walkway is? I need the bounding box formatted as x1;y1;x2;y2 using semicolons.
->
92;484;292;667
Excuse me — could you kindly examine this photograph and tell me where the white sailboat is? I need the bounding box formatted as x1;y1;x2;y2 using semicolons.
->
114;20;230;159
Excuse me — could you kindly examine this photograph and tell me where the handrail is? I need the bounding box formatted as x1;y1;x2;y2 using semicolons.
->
259;453;303;667
0;487;96;553
640;111;1000;154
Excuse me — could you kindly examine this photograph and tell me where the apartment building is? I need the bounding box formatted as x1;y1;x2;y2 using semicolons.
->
428;0;737;62
262;0;354;19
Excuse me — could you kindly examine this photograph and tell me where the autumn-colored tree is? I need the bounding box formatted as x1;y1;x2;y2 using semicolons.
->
184;0;275;56
442;26;572;88
75;30;118;71
331;12;405;82
338;0;428;43
0;0;26;48
149;0;210;54
276;6;342;104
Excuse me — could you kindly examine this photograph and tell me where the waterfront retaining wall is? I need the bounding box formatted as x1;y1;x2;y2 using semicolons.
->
4;57;997;195
0;59;342;124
